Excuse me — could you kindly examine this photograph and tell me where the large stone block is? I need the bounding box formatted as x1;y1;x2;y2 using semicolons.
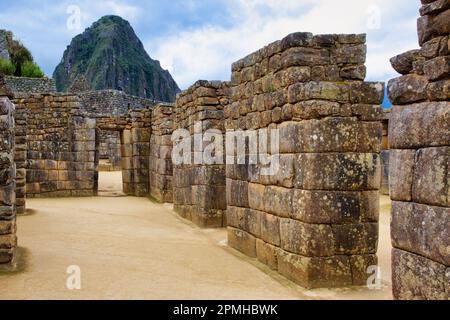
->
277;250;352;289
412;147;450;207
332;223;378;255
389;102;450;149
256;239;280;270
389;149;416;201
280;219;335;257
291;190;379;224
294;153;381;191
263;186;293;218
260;212;281;246
387;75;428;105
227;227;257;258
392;248;448;300
391;201;450;266
226;179;249;207
417;9;450;46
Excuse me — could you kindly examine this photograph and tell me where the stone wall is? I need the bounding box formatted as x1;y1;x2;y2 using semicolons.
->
173;81;230;227
0;96;16;264
13;103;27;213
225;32;384;288
12;93;97;198
79;90;156;117
149;103;174;203
4;76;56;95
80;89;155;172
98;130;121;171
388;0;449;300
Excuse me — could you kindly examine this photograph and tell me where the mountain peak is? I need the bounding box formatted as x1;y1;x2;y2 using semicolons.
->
53;16;180;102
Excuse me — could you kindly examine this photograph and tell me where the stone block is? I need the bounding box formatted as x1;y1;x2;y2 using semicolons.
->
350;254;378;286
294;153;381;191
292;190;379;224
389;149;416;201
280;219;335;257
263;186;293;218
392;248;448;300
387;75;428;105
226;179;249;208
227;227;257;258
332;223;378;255
260;212;281;246
277;250;352;289
412;147;450;207
389;102;450;149
256;239;280;270
391;201;450;266
423;56;450;80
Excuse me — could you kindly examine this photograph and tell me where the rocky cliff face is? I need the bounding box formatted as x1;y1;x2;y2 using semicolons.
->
53;15;180;102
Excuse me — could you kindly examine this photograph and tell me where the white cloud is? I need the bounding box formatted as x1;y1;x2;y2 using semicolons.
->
148;0;420;89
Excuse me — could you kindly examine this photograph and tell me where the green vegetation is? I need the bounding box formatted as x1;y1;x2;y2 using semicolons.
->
20;60;44;78
0;36;44;78
0;58;16;75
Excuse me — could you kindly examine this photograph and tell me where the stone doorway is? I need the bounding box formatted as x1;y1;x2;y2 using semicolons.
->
94;128;126;197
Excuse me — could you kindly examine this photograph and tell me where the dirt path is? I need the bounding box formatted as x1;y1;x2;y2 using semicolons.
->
0;172;393;300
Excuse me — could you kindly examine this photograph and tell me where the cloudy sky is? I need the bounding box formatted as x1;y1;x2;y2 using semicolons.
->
0;0;420;92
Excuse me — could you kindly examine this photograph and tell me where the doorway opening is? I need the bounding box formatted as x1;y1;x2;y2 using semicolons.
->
95;129;125;197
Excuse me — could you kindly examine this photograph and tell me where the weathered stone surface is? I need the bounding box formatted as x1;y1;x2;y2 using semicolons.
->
350;254;378;286
390;50;423;75
260;212;281;246
392;248;448;300
263;186;293;218
389;149;416;201
420;0;450;16
417;9;450;46
277;250;352;289
226;179;249;207
256;239;280;270
291;190;379;224
389;102;450;149
294;153;381;191
280;219;335;257
412;147;450;207
387;74;428;105
332;223;378;255
227;227;257;258
391;201;450;266
423;55;450;80
227;32;380;289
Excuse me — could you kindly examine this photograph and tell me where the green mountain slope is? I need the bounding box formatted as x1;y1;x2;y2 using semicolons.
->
53;15;180;102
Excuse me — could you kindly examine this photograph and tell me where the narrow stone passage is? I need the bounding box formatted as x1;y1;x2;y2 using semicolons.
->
0;172;392;300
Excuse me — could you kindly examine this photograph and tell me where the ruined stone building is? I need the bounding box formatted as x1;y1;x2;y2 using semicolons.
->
0;0;448;300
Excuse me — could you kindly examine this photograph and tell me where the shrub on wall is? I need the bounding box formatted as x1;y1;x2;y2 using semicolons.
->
21;60;44;78
0;58;16;75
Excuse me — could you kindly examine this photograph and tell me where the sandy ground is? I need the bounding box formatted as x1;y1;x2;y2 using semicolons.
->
0;172;393;300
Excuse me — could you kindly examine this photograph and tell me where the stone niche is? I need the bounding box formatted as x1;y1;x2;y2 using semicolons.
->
0;96;17;265
225;32;384;289
173;81;231;227
388;0;449;300
149;103;174;203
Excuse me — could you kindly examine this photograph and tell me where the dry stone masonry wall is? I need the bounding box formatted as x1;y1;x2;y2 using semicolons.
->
225;32;384;288
121;109;152;197
388;0;449;300
4;76;56;95
0;96;16;265
173;81;230;227
149;103;174;203
13;94;97;198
